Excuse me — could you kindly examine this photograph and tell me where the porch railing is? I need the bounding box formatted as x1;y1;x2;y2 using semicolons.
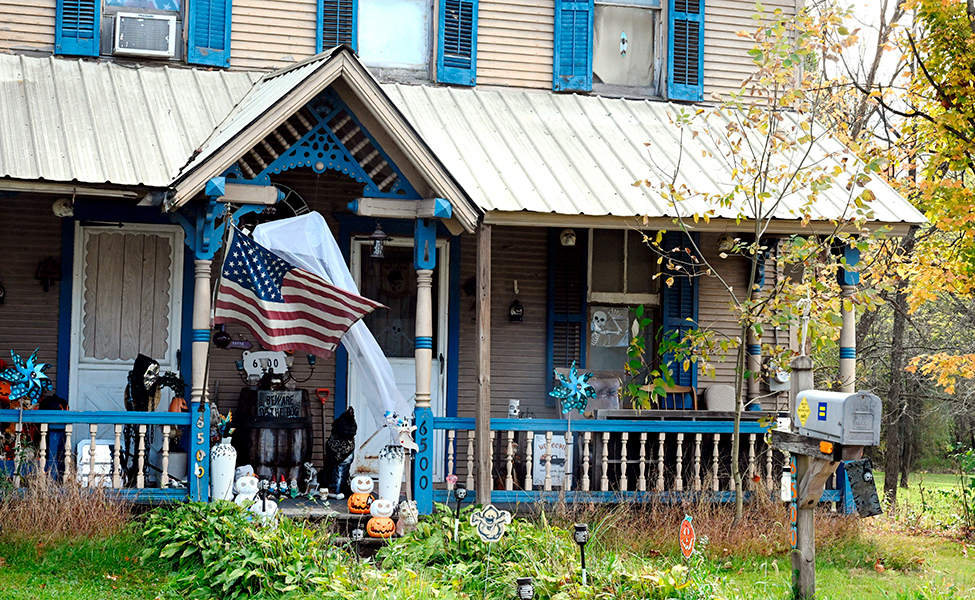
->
0;408;208;503
415;415;850;512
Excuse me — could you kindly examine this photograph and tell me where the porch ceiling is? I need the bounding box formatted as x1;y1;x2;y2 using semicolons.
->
383;84;927;236
0;53;261;189
167;47;480;234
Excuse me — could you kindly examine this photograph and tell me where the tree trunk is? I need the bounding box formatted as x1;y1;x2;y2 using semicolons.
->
883;283;908;505
732;327;747;525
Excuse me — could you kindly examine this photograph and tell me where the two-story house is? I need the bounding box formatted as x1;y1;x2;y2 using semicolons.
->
0;0;922;509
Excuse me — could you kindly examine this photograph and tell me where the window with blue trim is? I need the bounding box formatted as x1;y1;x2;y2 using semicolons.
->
592;0;660;92
660;230;699;405
437;0;477;86
546;229;588;405
319;0;356;52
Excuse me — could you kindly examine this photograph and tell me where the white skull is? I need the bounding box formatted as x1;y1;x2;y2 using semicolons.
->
370;498;395;518
592;311;608;334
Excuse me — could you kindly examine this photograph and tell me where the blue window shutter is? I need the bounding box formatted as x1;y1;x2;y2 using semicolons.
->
667;0;704;101
188;0;233;67
56;0;99;57
546;228;588;406
318;0;357;53
660;231;699;402
553;0;592;92
437;0;477;86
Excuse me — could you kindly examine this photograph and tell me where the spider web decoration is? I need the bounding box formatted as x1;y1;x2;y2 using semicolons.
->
549;361;595;414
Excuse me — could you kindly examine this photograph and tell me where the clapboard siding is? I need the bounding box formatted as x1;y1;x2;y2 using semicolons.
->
229;0;318;71
0;194;63;388
477;0;554;89
0;0;56;54
456;226;552;419
696;233;748;387
704;0;796;99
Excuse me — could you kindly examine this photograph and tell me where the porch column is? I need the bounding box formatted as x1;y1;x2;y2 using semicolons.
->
837;245;860;394
746;249;767;408
190;258;212;502
475;222;491;505
414;219;437;513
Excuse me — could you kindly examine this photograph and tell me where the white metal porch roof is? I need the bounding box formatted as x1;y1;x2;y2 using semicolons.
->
0;53;261;188
383;83;926;232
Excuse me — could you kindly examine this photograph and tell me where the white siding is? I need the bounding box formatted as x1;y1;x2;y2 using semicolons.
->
229;0;319;71
476;0;554;89
0;0;56;54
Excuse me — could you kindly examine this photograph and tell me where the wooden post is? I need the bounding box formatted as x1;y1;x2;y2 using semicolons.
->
789;356;816;599
475;222;492;504
190;259;212;502
414;219;437;514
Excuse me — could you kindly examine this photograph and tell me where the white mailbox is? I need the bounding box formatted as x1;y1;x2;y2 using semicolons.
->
793;390;882;446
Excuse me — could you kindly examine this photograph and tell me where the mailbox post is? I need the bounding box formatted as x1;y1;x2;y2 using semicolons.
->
773;357;883;599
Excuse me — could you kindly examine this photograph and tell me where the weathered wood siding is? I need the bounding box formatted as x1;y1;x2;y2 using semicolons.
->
229;0;318;71
0;0;56;55
457;226;551;419
476;0;554;89
0;195;62;387
703;0;795;100
696;232;748;388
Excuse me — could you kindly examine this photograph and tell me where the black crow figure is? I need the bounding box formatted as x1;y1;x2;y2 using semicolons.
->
319;407;356;499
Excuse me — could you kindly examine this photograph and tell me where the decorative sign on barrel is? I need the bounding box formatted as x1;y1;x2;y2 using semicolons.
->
257;390;304;418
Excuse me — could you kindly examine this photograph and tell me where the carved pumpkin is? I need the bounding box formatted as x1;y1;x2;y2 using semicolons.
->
367;516;396;538
348;492;373;514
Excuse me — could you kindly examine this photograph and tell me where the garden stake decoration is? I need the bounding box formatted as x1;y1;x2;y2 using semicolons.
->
679;514;696;582
548;361;595;414
452;481;467;540
516;577;535;600
574;523;589;586
470;504;513;600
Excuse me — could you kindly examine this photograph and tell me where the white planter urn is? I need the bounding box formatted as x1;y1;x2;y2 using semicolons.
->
210;438;237;501
377;444;406;503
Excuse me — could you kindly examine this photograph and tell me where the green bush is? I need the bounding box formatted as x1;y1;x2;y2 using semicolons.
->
141;500;348;599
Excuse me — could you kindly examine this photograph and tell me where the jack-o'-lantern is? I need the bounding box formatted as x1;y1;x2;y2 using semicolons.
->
347;474;375;514
367;498;396;538
0;381;10;403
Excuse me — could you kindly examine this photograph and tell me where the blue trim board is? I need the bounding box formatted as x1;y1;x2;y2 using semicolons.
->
839;347;856;359
447;236;461;419
747;344;761;355
415;337;434;349
0;410;193;426
432;489;761;505
430;416;770;435
56;217;75;398
192;329;211;342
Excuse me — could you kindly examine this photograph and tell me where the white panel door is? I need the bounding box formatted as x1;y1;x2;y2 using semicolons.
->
68;224;184;437
348;238;447;480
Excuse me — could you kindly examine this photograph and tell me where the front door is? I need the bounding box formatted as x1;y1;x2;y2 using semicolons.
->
348;238;447;479
68;224;184;438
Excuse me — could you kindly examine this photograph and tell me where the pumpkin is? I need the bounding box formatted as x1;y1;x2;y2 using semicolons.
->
367;516;395;538
348;492;373;514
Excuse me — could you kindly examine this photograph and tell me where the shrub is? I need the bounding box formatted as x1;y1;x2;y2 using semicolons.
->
141;500;348;599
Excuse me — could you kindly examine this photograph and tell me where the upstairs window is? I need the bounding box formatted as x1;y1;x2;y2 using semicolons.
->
593;0;660;94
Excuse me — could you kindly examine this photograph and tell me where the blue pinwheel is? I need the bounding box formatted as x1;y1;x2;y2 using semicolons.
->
0;349;52;406
549;361;595;414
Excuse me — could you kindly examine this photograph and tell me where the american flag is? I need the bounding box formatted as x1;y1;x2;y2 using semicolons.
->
213;228;384;357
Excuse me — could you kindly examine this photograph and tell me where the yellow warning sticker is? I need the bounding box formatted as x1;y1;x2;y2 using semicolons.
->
797;397;811;427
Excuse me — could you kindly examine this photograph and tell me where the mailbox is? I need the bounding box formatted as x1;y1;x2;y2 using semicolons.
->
793;390;882;446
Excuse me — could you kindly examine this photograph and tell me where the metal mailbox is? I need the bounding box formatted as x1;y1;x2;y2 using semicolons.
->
793;390;882;446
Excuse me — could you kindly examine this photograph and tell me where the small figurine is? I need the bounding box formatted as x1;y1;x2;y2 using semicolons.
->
252;479;278;526
347;474;374;514
278;475;287;499
289;478;299;499
366;498;396;538
303;462;320;498
269;477;279;496
234;475;259;506
396;500;419;537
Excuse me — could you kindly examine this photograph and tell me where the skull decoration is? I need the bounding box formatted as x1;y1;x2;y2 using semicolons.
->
590;310;608;346
396;500;419;536
366;498;396;538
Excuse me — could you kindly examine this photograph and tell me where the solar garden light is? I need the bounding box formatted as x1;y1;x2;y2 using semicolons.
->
574;523;589;585
453;485;467;540
516;577;535;600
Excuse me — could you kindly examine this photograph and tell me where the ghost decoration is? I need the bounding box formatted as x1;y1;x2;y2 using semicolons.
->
548;361;595;415
384;411;419;453
470;504;512;543
0;349;52;406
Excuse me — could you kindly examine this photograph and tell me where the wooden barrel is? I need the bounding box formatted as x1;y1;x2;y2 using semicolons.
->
231;388;312;484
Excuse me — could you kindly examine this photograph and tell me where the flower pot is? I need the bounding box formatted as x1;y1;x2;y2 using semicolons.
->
377;444;406;503
210;437;237;501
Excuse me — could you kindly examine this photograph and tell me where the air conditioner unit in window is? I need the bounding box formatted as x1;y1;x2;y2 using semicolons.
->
113;12;177;58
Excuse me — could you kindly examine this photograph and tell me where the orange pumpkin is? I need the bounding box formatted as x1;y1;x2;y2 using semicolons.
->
348;492;373;514
0;381;10;403
366;516;395;538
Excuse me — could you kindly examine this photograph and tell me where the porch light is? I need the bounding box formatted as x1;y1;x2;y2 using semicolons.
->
516;577;535;600
574;523;589;585
369;221;390;258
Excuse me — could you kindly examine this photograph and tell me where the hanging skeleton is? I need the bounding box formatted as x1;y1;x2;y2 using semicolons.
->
590;308;627;347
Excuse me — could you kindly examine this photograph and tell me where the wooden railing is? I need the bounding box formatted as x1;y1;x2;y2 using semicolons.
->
0;409;208;503
414;416;851;512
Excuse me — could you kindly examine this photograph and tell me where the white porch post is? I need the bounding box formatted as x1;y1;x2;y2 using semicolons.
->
414;219;437;513
190;258;212;501
839;285;856;393
415;269;435;408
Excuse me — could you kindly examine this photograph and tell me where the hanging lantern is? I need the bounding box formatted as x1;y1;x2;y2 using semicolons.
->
369;221;390;259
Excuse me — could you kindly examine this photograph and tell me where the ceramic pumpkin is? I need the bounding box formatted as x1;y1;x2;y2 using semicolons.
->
366;498;396;538
347;474;374;514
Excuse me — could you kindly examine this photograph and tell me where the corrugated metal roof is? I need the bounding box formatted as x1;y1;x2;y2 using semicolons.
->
383;83;926;227
0;53;261;188
172;48;339;185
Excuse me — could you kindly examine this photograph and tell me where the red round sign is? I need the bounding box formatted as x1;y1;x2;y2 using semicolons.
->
679;516;696;559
